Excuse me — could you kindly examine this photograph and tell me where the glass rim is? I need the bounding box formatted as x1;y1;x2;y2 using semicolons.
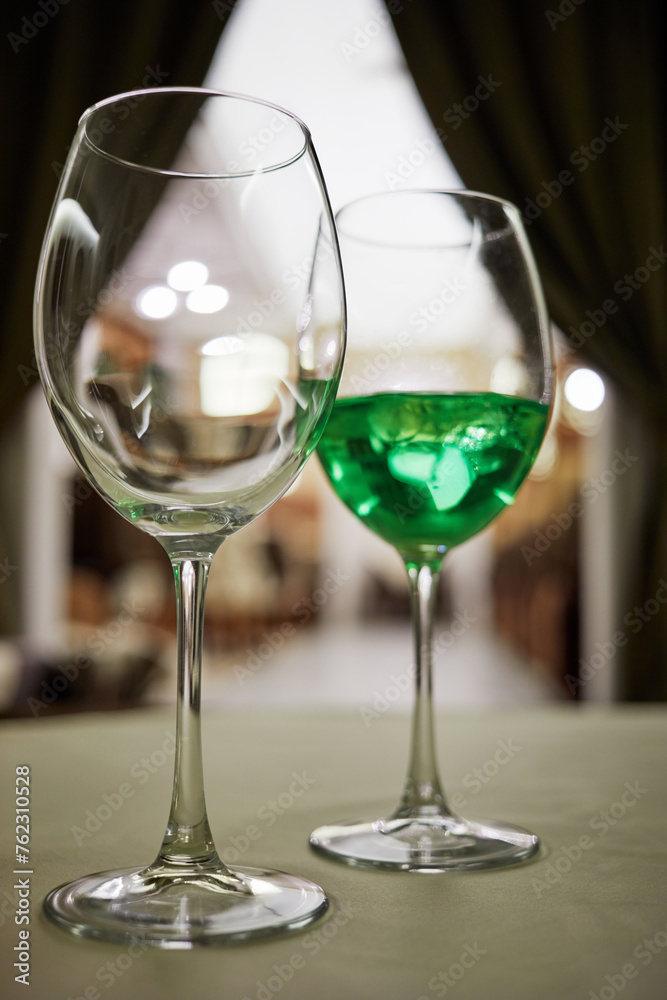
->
335;189;521;250
77;86;312;179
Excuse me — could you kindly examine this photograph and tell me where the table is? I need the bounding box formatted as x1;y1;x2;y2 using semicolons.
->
1;706;666;999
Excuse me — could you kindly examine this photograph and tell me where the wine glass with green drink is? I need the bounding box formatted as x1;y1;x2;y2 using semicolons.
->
310;190;552;871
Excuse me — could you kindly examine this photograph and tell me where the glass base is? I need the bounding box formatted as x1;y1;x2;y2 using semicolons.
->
309;814;540;871
43;865;328;947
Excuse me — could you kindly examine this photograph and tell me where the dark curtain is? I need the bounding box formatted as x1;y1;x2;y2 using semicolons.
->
0;0;237;629
389;0;666;698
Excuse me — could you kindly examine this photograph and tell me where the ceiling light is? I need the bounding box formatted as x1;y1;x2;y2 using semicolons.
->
136;285;177;319
564;368;605;412
186;285;230;314
167;260;209;291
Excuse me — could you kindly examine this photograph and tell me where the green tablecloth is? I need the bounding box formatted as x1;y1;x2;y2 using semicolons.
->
1;706;666;1000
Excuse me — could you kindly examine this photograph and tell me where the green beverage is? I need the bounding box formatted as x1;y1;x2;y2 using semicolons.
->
318;391;549;554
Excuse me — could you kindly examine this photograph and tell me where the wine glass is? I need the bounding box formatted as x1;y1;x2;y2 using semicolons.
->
34;87;345;944
310;190;552;871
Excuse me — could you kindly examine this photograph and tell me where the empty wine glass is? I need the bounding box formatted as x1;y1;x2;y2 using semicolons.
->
310;190;552;870
34;87;345;943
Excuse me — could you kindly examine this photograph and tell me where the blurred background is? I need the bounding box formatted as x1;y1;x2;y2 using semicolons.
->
0;0;663;719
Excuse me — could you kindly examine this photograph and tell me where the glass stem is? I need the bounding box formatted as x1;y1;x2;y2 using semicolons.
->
395;558;452;819
156;555;222;870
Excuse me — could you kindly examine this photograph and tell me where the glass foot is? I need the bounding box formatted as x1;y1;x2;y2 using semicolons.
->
309;814;539;871
43;864;328;946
